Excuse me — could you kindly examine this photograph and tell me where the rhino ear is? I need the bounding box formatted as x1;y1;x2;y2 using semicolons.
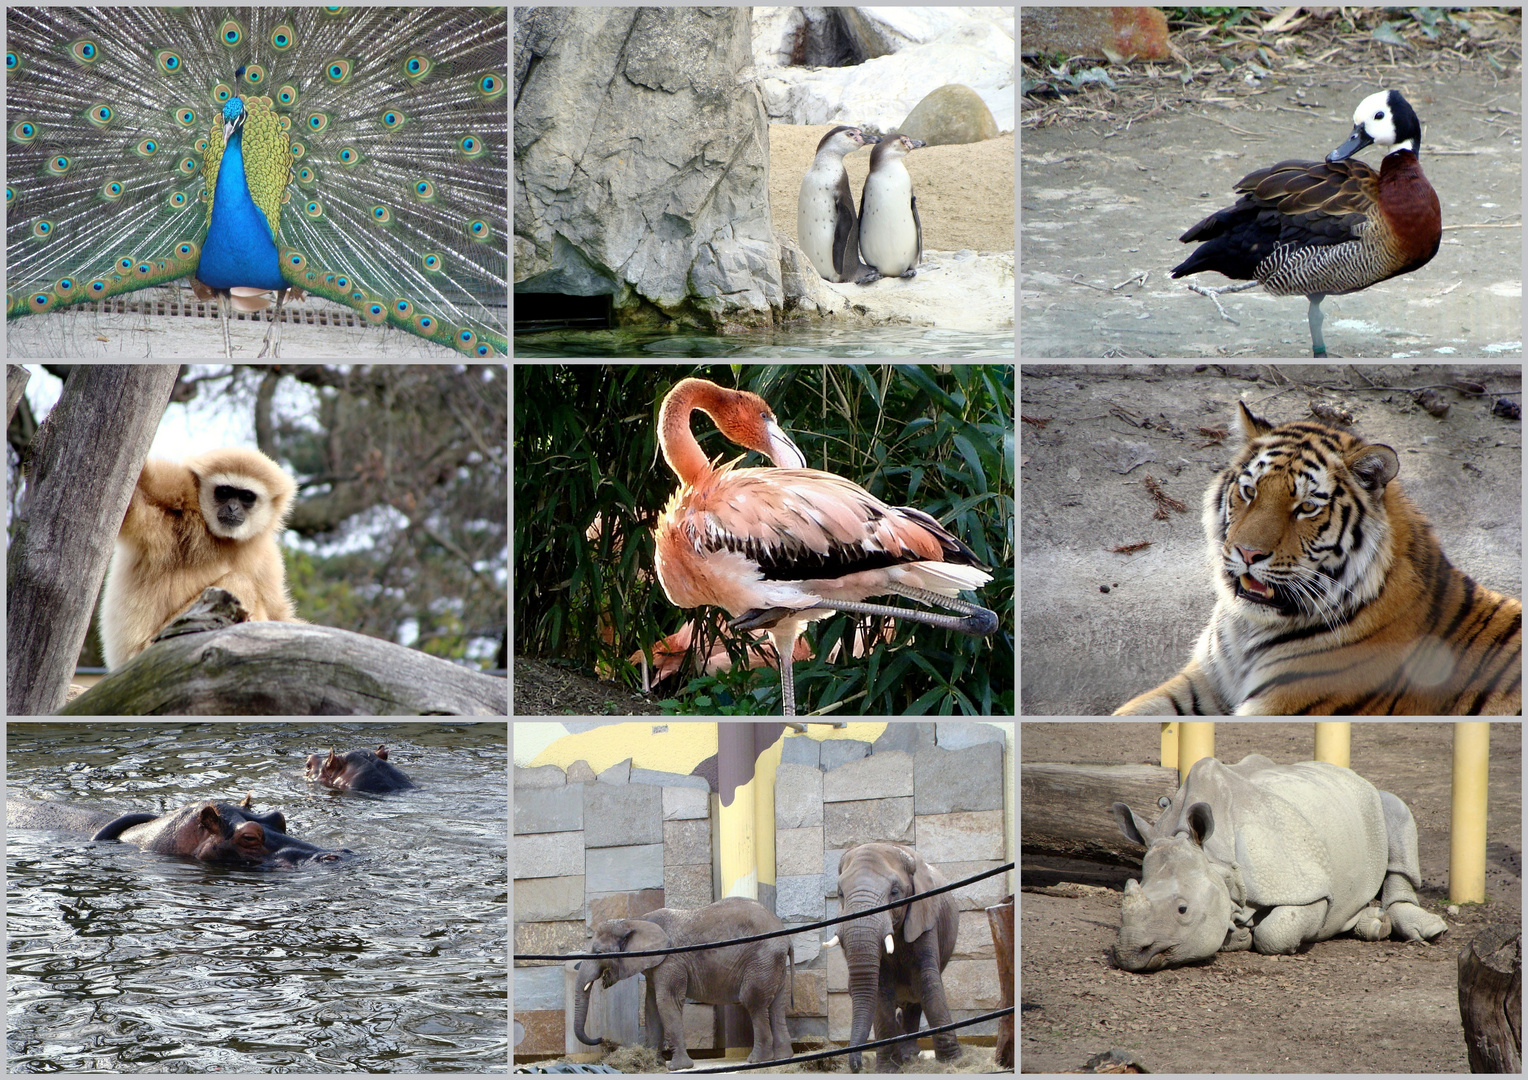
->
1185;801;1216;846
1112;802;1151;846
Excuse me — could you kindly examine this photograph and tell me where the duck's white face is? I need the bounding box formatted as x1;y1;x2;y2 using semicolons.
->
1352;91;1404;150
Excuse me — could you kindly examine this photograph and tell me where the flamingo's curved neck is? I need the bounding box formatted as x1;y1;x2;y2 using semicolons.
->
659;378;724;486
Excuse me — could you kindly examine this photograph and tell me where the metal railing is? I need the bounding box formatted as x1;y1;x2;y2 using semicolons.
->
513;862;1016;1070
679;1008;1015;1072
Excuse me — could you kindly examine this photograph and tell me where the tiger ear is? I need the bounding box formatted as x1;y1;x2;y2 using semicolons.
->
1236;400;1274;440
1347;443;1399;492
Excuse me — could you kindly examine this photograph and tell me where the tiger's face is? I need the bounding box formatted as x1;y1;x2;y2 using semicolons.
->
1206;403;1400;627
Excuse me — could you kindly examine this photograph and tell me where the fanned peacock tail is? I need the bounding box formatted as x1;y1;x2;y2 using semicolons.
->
7;7;508;355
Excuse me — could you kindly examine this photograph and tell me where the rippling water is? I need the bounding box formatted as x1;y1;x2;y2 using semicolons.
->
6;722;508;1073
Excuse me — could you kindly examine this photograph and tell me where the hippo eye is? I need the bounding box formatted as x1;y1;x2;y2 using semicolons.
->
1158;796;1171;809
1178;902;1188;915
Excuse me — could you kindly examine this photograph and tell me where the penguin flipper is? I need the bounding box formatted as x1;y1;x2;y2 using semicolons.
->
910;192;923;272
833;170;861;282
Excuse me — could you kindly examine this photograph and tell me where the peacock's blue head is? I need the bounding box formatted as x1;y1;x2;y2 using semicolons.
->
222;97;245;139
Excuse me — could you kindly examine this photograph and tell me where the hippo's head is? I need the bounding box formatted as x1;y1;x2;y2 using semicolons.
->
191;804;354;869
1111;798;1235;972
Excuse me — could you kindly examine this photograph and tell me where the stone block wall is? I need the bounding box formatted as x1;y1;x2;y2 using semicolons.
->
513;723;1011;1062
776;722;1010;1043
513;759;713;1057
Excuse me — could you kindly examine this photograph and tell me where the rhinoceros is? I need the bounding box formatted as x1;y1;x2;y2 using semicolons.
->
1111;754;1448;972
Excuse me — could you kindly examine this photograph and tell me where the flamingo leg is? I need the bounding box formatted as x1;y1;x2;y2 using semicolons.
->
817;596;997;637
772;628;798;717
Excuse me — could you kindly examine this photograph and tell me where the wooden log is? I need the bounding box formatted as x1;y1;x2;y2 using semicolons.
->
987;895;1014;1068
1457;925;1521;1073
1021;763;1179;866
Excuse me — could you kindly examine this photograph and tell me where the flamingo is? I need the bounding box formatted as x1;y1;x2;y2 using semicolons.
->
630;616;815;692
653;377;997;716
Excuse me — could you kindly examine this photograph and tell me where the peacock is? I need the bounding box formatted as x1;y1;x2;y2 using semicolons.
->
7;6;508;356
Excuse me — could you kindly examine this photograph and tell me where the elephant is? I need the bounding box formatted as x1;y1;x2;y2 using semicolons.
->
572;897;794;1070
833;842;960;1073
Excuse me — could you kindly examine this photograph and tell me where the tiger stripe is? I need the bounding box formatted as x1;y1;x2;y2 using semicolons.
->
1116;401;1522;716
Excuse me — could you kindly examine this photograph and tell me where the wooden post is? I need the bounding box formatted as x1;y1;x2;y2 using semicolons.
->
1457;926;1521;1072
1178;722;1214;782
1159;722;1178;770
1450;723;1489;904
987;895;1014;1068
1313;722;1350;768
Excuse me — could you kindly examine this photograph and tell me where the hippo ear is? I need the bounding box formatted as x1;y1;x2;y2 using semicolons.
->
1185;801;1216;846
198;804;229;838
375;745;389;759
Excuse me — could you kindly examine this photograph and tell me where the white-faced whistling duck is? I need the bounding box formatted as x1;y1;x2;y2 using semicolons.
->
1172;89;1442;357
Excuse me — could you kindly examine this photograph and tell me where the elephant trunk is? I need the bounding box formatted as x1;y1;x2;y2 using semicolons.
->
572;960;603;1046
841;896;893;1073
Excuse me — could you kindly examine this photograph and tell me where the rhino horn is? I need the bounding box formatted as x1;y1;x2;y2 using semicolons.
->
1122;878;1150;917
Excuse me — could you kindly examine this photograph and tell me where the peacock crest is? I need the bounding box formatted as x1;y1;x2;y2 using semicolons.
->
6;7;508;356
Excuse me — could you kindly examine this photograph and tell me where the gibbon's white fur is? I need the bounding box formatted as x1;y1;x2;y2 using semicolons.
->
100;447;300;670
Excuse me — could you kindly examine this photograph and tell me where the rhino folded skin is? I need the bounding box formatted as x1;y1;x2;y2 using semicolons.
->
1112;754;1447;972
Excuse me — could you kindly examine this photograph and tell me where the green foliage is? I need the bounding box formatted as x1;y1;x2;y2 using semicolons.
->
514;365;1014;716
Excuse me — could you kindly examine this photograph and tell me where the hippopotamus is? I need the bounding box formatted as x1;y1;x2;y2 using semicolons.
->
1111;754;1448;972
7;794;353;869
304;745;415;793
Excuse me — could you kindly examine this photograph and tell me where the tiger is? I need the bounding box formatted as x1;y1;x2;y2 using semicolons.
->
1115;401;1521;715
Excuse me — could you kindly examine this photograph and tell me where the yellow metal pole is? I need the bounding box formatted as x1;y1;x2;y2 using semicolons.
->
1177;723;1214;783
1159;723;1178;770
1450;723;1489;904
1313;723;1351;768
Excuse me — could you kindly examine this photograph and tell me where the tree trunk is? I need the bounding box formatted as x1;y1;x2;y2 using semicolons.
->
1458;925;1521;1073
1021;763;1179;865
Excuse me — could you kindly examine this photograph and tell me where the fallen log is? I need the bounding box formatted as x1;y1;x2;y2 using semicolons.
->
1022;763;1178;866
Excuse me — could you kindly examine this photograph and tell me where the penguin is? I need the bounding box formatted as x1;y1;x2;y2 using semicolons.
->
797;126;880;284
857;134;926;282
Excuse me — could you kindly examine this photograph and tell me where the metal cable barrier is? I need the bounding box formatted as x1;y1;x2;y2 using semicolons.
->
515;860;1014;962
679;1007;1016;1073
515;861;1016;1069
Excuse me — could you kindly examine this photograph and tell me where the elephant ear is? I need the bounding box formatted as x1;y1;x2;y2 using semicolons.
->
903;849;950;944
614;919;670;981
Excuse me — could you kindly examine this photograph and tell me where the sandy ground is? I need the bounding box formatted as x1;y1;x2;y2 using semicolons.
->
770;124;1016;255
1020;721;1523;1074
1019;364;1522;716
1021;74;1522;357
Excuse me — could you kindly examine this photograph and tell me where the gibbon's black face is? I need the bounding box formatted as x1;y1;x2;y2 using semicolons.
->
213;484;259;531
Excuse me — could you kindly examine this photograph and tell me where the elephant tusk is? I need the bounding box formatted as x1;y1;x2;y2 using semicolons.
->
581;980;593;993
885;934;894;954
823;935;839;949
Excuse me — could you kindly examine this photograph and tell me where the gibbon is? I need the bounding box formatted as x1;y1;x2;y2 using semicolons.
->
100;447;301;670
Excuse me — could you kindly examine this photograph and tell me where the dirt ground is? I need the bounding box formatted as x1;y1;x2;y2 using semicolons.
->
514;656;667;716
1021;72;1522;357
770;124;1016;256
1020;722;1523;1074
1019;364;1522;716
